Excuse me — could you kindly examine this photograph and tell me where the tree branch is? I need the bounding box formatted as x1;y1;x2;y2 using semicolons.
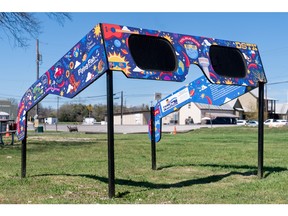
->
0;12;71;48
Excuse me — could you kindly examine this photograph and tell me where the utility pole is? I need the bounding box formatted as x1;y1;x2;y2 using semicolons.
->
114;91;124;125
265;84;268;119
56;97;59;132
36;39;40;116
121;91;123;125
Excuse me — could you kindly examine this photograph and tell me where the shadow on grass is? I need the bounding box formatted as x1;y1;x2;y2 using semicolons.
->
157;163;287;178
32;163;287;198
33;171;242;195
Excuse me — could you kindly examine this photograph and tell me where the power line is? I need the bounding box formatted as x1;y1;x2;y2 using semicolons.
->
266;80;288;85
85;94;107;99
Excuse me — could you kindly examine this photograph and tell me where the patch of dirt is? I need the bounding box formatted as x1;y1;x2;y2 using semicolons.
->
28;136;95;142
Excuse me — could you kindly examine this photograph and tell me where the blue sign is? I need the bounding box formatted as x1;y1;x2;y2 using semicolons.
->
149;75;250;142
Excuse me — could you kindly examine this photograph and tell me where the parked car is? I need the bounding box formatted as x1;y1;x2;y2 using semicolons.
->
247;120;259;127
264;119;277;126
264;119;288;127
236;119;247;126
276;119;288;124
273;119;288;127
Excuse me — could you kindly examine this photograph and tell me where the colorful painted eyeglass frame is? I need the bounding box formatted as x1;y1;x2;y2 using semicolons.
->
148;75;254;143
17;23;108;141
102;23;266;85
16;23;266;141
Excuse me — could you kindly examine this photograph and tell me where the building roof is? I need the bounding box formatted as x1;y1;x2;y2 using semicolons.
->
0;111;9;116
194;103;234;111
209;112;238;118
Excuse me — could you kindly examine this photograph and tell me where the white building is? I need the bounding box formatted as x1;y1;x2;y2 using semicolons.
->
275;103;288;120
111;88;282;125
113;111;150;125
83;117;96;125
161;102;236;125
0;111;9;120
178;102;236;125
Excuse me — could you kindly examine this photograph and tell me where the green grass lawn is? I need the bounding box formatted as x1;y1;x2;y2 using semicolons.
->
0;126;287;204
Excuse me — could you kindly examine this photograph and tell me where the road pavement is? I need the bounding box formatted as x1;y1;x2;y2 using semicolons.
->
28;123;237;134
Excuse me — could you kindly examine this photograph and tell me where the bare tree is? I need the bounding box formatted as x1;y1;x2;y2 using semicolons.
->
0;12;71;47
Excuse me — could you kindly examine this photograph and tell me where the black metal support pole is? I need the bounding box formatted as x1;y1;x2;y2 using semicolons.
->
150;107;156;170
258;82;265;178
21;119;27;178
106;70;115;198
21;137;27;178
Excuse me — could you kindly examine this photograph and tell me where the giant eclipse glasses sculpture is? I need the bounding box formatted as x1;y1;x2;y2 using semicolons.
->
17;23;267;198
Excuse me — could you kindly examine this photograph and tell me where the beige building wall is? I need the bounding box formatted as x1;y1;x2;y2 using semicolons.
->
179;102;237;124
161;102;236;125
114;113;142;125
238;92;257;112
114;112;150;125
162;113;175;125
179;103;202;124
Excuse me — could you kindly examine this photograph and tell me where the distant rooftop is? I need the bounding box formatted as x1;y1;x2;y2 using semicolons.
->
0;111;9;116
195;102;234;111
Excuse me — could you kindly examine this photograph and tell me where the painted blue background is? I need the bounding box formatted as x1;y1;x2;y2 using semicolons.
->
17;23;266;141
149;75;252;142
